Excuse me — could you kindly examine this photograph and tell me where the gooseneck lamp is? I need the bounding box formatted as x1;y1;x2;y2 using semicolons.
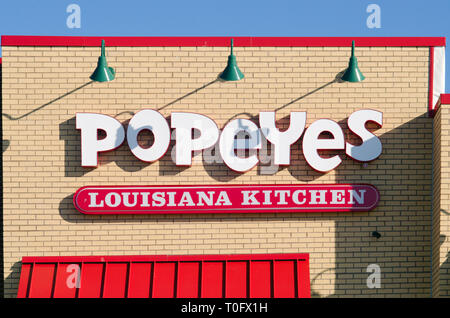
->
219;38;245;81
341;40;365;82
90;39;116;82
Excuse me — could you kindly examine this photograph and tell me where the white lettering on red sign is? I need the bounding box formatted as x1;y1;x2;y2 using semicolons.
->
76;109;382;172
73;184;379;215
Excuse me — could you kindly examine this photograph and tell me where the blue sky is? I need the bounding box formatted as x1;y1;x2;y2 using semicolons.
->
0;0;449;90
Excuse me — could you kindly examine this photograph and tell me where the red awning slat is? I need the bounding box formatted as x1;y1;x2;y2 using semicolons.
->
177;262;200;298
17;253;310;298
28;263;55;298
127;262;152;298
78;263;104;298
53;263;78;298
273;260;296;298
249;261;272;298
201;261;224;298
103;263;128;298
297;259;312;298
152;262;176;298
17;263;32;298
225;261;248;298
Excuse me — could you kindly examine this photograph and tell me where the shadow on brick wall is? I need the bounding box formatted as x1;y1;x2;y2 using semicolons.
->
330;113;433;297
59;117;93;177
3;262;21;298
59;79;220;178
441;251;450;296
287;138;323;182
59;194;109;223
2;81;93;121
2;140;9;153
157;79;218;112
59;116;157;177
0;61;3;297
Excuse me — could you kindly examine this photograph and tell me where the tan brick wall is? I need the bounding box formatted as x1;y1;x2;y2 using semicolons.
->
435;104;450;297
0;61;3;297
432;106;441;297
2;44;433;297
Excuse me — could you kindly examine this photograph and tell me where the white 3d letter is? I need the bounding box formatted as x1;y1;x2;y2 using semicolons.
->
346;109;383;162
302;119;345;172
259;111;306;165
127;109;170;162
76;113;125;167
220;119;262;172
171;112;219;165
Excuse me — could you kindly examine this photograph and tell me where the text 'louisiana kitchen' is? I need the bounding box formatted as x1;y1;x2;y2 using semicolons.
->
79;184;375;211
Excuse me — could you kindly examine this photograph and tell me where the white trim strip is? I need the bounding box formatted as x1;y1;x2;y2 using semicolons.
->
434;46;446;108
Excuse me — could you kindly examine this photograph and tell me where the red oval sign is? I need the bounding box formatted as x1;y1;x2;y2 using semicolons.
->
73;184;379;215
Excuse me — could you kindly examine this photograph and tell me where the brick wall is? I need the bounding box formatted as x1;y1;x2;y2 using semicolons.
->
432;105;441;297
2;42;433;297
0;59;3;298
433;102;450;297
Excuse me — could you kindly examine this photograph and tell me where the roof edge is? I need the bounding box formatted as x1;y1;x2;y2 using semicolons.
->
431;94;450;117
1;36;446;47
439;94;450;105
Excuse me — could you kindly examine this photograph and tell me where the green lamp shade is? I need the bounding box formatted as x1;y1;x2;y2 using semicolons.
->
341;41;365;83
90;40;115;82
219;39;244;81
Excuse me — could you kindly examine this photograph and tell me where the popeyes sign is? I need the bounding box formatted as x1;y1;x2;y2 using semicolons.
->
73;109;382;214
76;109;382;172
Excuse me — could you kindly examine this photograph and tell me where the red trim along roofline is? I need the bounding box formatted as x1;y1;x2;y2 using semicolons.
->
1;35;446;47
441;94;450;105
431;94;450;117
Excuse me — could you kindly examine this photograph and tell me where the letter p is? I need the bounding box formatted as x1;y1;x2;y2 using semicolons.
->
171;113;219;165
76;113;125;167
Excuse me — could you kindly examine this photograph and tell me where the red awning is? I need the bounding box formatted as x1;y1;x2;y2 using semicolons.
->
17;253;310;298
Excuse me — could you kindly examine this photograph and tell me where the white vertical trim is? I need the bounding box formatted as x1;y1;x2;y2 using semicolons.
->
434;47;446;108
